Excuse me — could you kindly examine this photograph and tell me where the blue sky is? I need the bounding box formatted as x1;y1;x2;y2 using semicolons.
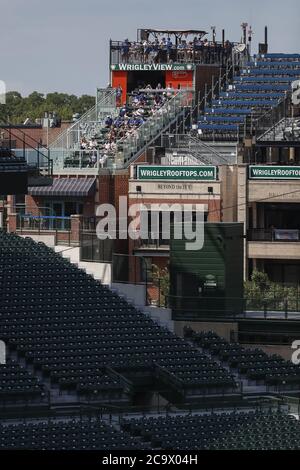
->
1;0;299;96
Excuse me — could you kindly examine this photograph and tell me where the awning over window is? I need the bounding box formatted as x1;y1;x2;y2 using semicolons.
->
28;177;96;197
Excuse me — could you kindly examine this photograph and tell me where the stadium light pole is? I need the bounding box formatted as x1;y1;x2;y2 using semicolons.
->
248;26;253;57
211;26;216;43
241;23;248;45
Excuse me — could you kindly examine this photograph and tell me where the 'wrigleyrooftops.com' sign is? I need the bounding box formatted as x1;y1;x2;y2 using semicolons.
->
249;165;300;180
137;165;217;181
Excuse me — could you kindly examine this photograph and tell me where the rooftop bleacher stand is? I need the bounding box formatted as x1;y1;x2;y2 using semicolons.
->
198;53;300;142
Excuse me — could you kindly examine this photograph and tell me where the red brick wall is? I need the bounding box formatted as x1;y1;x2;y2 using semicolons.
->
1;122;71;149
25;195;40;215
134;152;148;164
127;196;221;259
128;197;221;220
98;175;113;206
95;172;129;206
207;199;221;222
114;174;129;212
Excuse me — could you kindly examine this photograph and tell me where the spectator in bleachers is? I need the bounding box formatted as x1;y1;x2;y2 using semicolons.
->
72;84;176;169
151;39;160;63
116;85;123;106
93;87;174;162
121;39;131;63
177;40;186;62
166;37;173;61
88;151;98;167
115;35;235;66
80;137;88;150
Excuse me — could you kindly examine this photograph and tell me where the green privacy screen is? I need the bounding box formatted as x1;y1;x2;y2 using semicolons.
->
169;223;244;320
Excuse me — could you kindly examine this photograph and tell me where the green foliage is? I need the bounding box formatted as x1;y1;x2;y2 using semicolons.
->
151;264;170;307
245;270;299;312
0;91;95;124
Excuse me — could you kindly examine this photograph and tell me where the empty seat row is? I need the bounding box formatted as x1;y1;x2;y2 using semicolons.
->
121;410;300;450
0;231;235;400
198;53;300;142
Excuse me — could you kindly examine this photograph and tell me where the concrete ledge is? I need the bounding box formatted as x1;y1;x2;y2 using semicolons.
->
248;241;300;259
19;233;55;247
112;282;146;307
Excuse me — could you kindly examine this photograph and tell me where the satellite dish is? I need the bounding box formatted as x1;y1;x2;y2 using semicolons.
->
233;43;246;53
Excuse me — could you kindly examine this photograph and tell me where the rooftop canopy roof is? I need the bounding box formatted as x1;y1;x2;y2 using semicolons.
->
138;28;208;41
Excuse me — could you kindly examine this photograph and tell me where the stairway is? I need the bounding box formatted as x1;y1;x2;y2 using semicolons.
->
164;134;237;165
0;127;52;182
257;117;300;142
7;345;79;405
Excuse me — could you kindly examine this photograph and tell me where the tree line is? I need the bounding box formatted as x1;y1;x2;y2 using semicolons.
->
0;91;95;124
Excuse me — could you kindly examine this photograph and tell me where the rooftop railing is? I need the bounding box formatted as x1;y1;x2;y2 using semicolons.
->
253;92;291;140
17;214;71;232
0;125;53;176
50;89;117;171
109;40;244;67
49;88;194;171
108;89;194;169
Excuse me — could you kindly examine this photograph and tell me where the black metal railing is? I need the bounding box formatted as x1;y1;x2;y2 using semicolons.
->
80;231;113;263
252;93;291;141
17;215;71;232
0;124;53;176
168;294;300;320
112;253;148;286
134;235;170;250
110;40;240;67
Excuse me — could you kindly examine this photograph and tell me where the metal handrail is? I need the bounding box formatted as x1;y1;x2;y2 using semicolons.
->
0;124;53;176
110;89;194;168
109;39;245;68
197;61;245;143
186;134;229;163
252;93;291;140
49;89;117;149
164;133;229;165
198;62;235;112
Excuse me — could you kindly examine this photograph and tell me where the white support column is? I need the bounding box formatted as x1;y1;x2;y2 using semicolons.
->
237;164;248;280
